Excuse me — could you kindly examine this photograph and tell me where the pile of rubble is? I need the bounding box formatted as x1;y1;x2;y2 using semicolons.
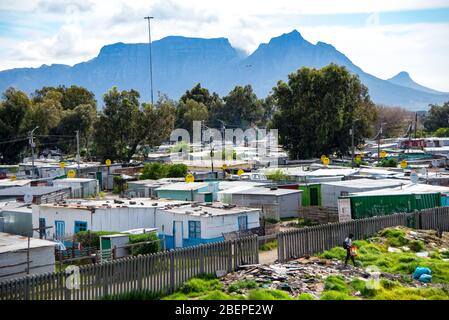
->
221;256;441;298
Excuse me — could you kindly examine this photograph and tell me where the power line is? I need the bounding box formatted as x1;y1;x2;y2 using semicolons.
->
0;137;29;145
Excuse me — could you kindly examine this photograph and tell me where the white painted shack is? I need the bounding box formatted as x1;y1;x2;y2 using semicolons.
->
32;199;188;240
220;186;302;219
53;178;98;198
0;232;56;281
321;178;410;208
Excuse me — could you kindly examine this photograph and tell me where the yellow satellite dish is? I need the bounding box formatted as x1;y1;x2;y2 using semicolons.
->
320;155;327;162
10;175;16;181
380;150;387;158
222;164;228;170
322;157;330;166
59;162;65;169
105;159;112;166
67;170;76;178
355;154;362;162
185;173;194;183
400;160;407;169
237;169;245;176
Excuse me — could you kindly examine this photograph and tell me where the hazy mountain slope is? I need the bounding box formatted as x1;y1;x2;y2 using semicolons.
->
0;30;448;111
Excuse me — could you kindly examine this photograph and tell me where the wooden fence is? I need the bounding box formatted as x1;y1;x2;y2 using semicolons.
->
0;235;258;300
277;207;449;262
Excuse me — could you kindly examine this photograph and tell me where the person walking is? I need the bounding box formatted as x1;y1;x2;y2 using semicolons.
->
343;233;356;266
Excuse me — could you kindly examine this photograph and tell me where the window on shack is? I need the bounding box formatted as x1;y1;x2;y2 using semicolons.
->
238;215;248;231
188;221;201;239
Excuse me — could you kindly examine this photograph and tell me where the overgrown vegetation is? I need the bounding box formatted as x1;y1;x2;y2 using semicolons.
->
320;227;449;285
128;232;160;255
376;158;398;168
259;240;278;251
140;162;188;180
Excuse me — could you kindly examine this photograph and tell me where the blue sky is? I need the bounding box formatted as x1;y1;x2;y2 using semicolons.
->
1;0;449;91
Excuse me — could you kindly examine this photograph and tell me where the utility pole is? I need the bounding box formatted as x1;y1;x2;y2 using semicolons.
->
377;123;383;162
350;124;355;167
75;130;80;176
144;16;154;105
414;112;418;139
27;226;52;275
29;126;39;179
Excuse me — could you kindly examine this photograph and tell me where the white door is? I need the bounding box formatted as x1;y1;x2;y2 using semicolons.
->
174;221;183;248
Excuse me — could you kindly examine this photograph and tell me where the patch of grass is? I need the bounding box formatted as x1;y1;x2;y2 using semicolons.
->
379;228;408;247
297;293;315;300
320;290;356;300
319;247;346;260
408;240;425;252
228;280;259;293
179;278;223;297
324;275;349;293
259;240;278;251
247;289;292;300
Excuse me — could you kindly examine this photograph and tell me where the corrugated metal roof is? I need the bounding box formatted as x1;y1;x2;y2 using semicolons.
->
156;182;209;191
230;187;301;196
322;178;409;188
0;232;56;254
0;186;70;197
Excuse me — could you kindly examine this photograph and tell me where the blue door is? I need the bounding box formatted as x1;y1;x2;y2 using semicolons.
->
55;220;65;240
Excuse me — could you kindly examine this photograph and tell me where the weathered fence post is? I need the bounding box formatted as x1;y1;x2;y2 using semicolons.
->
169;250;175;293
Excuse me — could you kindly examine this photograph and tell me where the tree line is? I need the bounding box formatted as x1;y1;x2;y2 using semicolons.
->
2;63;444;164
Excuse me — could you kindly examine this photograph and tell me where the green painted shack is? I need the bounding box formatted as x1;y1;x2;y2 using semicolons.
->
339;190;441;220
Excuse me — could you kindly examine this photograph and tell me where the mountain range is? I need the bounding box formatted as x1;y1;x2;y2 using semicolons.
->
1;29;448;111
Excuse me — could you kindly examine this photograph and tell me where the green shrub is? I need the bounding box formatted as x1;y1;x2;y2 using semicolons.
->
324;276;348;293
166;164;188;178
228;280;259;293
408;240;425;252
320;247;346;260
376;158;398;168
180;278;223;296
75;231;123;248
259;240;278;251
320;291;356;300
379;228;408;247
128;232;160;255
297;293;315;300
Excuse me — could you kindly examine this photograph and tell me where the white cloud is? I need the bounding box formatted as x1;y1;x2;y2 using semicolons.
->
0;0;448;91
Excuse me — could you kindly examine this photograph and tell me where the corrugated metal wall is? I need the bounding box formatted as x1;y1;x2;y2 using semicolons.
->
350;193;441;219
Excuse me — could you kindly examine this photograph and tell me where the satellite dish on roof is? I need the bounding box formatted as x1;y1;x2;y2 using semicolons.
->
410;172;419;184
420;167;427;176
24;194;33;204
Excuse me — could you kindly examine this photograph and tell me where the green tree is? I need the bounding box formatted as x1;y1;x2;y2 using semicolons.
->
434;127;449;137
217;85;264;127
93;88;175;162
423;102;449;132
176;99;209;133
166;164;188;178
140;162;168;180
22;90;62;135
270;64;377;159
0;88;32;163
33;85;96;110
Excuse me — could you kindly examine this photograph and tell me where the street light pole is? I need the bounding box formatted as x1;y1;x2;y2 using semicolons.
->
350;124;354;167
75;130;80;176
144;16;154;105
29;126;39;179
